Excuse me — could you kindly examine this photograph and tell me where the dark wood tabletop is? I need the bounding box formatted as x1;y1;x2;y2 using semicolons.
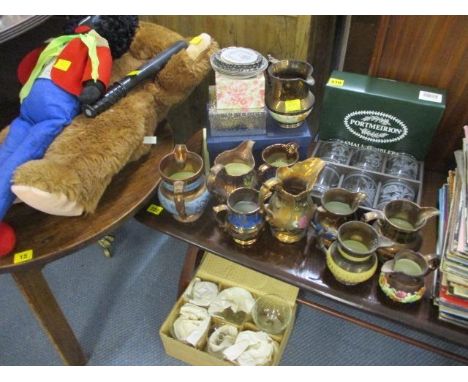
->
135;130;468;348
1;124;174;273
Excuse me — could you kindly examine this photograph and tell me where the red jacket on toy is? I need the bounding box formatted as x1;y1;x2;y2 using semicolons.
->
17;25;112;97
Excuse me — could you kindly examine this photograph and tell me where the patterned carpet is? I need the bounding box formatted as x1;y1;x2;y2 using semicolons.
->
0;219;465;365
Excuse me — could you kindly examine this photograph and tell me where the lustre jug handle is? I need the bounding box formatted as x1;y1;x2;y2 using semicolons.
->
362;210;385;223
315;233;331;254
351;191;368;207
316;205;326;214
315;227;337;254
258;163;272;176
258;177;281;221
173;144;189;165
173;180;187;220
212;204;229;231
311;209;337;253
422;253;440;276
207;164;224;192
285;141;299;155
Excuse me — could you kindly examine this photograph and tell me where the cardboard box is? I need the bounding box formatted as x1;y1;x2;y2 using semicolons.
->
319;71;446;160
215;72;265;110
206;117;313;165
160;253;298;366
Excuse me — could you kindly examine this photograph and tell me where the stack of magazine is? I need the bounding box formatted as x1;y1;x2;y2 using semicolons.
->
434;127;468;328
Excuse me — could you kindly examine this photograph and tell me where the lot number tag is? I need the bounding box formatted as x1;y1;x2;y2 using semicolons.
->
13;250;34;264
147;204;164;216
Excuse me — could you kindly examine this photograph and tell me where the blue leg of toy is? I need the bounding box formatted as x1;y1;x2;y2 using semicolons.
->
0;117;32;165
0;119;73;220
0;79;80;220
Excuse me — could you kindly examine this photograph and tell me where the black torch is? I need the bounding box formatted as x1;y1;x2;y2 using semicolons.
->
83;40;189;118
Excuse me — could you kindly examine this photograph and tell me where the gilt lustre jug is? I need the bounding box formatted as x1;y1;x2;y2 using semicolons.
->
258;157;324;243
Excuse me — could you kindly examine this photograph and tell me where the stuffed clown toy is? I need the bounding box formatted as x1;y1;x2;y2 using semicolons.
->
0;16;139;256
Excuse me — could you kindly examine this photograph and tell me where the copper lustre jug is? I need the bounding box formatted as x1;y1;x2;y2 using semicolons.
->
265;58;315;128
158;144;210;223
207;140;258;203
324;221;394;286
363;199;439;262
258;157;324;243
313;187;367;248
379;249;439;303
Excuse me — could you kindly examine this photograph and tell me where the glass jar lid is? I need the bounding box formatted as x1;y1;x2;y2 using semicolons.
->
211;46;268;78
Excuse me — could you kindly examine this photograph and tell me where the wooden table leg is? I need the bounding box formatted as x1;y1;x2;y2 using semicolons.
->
12;267;87;366
178;245;203;297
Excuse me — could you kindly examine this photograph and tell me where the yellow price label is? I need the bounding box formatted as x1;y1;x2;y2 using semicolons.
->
13;250;34;264
127;70;140;76
147;204;164;216
54;59;72;72
328;78;345;87
190;36;202;45
284;99;302;113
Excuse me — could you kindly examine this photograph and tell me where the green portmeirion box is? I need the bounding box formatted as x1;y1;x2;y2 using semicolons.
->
319;71;446;160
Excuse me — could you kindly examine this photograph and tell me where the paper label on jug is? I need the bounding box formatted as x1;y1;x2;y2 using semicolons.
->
285;99;302;112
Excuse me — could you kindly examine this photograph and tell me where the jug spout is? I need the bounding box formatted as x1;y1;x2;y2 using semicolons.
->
215;140;256;167
302;76;315;87
416;207;439;226
237;140;255;157
277;157;325;192
350;191;367;208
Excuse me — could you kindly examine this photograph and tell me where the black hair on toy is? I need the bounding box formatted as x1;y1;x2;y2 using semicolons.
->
63;16;139;59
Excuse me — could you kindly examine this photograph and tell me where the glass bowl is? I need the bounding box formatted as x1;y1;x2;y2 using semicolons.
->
252;294;293;335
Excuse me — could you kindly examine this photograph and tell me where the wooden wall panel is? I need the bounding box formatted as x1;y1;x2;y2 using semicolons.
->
140;16;312;60
369;16;468;172
343;16;380;74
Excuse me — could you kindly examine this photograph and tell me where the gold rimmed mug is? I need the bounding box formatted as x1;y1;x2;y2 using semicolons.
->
258;142;299;181
213;187;265;246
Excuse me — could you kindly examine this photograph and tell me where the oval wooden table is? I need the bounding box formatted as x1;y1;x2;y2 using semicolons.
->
1;125;173;365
